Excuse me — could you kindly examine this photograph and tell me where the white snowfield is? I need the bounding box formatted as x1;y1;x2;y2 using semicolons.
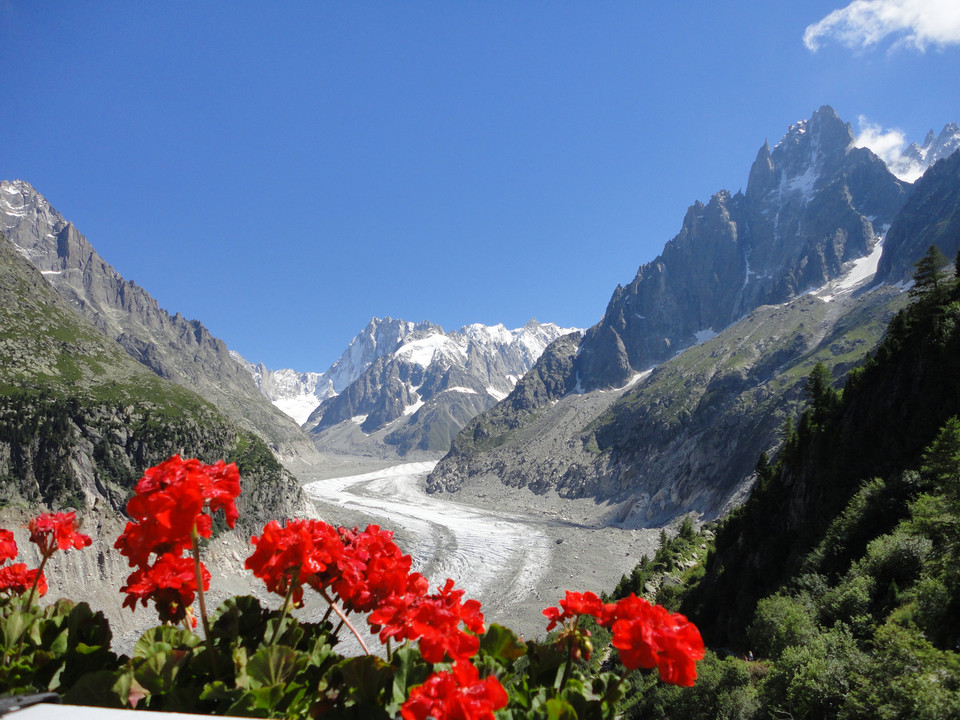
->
303;463;554;614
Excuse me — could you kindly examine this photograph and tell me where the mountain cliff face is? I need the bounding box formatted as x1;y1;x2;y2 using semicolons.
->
428;106;959;527
240;318;444;426
900;121;960;178
0;231;314;526
577;106;907;390
874;149;960;285
431;282;906;526
301;319;577;456
0;180;316;461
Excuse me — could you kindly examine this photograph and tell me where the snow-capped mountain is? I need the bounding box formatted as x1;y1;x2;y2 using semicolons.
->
575;105;909;390
252;318;578;456
901;122;960;178
428;105;960;528
237;317;439;425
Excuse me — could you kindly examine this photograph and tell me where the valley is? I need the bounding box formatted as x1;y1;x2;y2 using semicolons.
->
292;457;662;640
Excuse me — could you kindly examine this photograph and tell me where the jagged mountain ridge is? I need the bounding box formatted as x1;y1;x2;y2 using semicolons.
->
0;230;314;524
431;267;907;526
0;180;316;461
899;121;960;180
428;106;959;527
296;318;578;456
874;148;960;285
239;317;450;425
576;106;908;391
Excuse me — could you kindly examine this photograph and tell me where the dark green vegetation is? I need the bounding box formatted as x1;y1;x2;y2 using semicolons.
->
618;251;960;718
0;233;304;524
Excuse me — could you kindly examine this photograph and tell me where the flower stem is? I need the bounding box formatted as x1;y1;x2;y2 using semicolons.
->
191;528;212;641
268;571;298;646
8;551;51;667
191;527;219;679
319;589;371;655
23;552;50;610
557;619;578;691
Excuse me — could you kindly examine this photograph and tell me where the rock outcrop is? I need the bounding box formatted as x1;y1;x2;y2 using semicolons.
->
0;180;316;461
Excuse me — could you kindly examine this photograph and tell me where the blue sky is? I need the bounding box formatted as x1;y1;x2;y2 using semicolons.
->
2;1;959;370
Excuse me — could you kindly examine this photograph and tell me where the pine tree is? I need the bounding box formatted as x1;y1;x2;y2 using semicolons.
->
910;244;949;297
805;361;840;422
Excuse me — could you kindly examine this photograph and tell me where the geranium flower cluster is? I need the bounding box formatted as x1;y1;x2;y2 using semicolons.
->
246;520;486;662
0;528;45;598
114;455;240;625
245;517;503;718
0;512;92;600
401;660;508;720
543;590;705;686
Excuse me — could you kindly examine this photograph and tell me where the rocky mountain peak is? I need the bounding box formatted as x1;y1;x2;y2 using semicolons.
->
296;319;578;456
903;121;960;170
1;179;315;460
575;106;906;392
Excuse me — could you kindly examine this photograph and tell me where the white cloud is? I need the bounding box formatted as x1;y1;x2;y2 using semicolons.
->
804;0;960;52
853;116;926;182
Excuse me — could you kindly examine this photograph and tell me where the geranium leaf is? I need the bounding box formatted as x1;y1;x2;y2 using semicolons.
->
61;669;132;709
480;623;528;664
246;645;305;689
134;625;200;660
388;644;430;713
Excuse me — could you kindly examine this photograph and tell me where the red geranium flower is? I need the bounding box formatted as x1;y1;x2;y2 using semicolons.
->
0;563;46;597
28;512;92;557
115;455;241;568
0;529;17;564
121;552;209;625
542;590;604;631
334;525;415;614
245;518;344;607
605;593;705;686
401;660;508;720
370;578;484;663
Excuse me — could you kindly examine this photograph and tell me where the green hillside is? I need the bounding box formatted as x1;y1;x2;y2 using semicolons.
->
0;233;305;527
615;250;960;719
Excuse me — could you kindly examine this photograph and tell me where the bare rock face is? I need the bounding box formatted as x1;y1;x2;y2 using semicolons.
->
0;180;316;461
0;230;315;528
576;106;907;391
429;106;960;527
875;149;960;284
304;319;579;456
431;287;907;526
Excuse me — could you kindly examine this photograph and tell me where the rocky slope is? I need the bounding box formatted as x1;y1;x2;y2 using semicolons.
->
0;227;319;647
431;279;906;526
576;106;907;391
874;148;960;285
0;180;316;461
299;319;577;456
0;230;314;525
428;106;959;527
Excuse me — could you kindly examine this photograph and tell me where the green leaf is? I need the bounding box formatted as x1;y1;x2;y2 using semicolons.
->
480;623;528;665
387;644;430;715
542;697;579;720
226;685;288;717
3;608;39;649
65;601;113;651
246;645;306;689
211;595;273;650
333;654;392;716
62;669;133;709
47;628;69;656
134;625;200;660
134;648;192;695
